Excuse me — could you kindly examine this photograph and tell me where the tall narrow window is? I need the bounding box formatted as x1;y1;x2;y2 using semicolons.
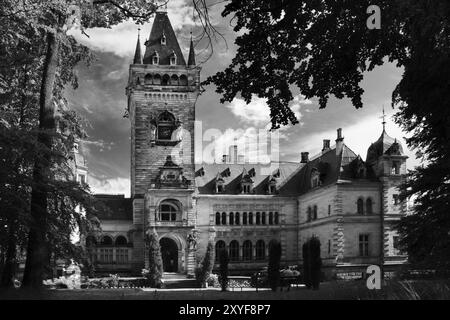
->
313;205;318;220
221;212;227;225
229;212;234;225
261;212;266;225
235;212;240;225
248;212;253;225
328;205;331;216
269;212;273;225
243;212;247;225
215;212;220;225
328;240;331;255
274;212;279;225
307;207;311;222
359;234;369;256
256;212;261;225
366;198;373;214
357;198;364;215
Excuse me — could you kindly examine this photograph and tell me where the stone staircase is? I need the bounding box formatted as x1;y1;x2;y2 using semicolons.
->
161;272;198;289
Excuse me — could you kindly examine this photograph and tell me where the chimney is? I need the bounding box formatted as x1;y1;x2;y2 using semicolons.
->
229;145;238;163
322;139;331;152
300;152;309;163
336;128;344;155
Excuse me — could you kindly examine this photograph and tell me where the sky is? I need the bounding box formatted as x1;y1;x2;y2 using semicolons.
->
65;0;419;197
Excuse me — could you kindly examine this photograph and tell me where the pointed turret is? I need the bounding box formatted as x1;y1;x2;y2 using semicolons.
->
187;34;196;66
143;12;186;65
133;29;143;64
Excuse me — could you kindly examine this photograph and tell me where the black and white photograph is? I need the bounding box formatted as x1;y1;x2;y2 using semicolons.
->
0;0;449;307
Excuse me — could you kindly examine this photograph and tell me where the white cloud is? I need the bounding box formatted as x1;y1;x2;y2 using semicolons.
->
226;95;308;126
68;0;196;58
88;176;130;198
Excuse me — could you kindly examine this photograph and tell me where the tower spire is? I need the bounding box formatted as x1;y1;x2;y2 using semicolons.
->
381;105;386;132
187;32;196;66
133;28;142;64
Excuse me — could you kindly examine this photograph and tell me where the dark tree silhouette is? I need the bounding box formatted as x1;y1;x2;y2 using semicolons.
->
218;248;229;292
146;229;163;288
268;240;282;291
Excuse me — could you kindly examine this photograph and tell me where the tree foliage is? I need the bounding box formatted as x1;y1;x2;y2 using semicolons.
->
195;240;215;287
205;0;450;267
268;240;281;291
145;229;163;288
218;248;229;292
302;237;322;290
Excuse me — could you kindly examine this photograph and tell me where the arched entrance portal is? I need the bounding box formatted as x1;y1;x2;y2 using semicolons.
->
160;238;178;272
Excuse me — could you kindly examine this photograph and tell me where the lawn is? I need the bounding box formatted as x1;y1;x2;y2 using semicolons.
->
1;280;449;300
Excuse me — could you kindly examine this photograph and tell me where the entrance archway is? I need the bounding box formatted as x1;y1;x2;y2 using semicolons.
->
160;237;178;272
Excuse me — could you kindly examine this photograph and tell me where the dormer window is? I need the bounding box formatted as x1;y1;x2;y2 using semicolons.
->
170;51;177;65
161;33;166;45
152;51;159;65
311;168;320;188
242;183;252;194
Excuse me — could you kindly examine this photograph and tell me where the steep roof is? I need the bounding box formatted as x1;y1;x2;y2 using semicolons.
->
194;162;304;195
133;32;143;64
187;36;196;66
143;12;186;65
366;129;404;164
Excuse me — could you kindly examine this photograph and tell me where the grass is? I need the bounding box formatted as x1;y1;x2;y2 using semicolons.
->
1;279;450;300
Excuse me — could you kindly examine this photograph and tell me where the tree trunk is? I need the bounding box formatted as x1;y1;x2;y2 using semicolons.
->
0;221;18;288
21;31;60;289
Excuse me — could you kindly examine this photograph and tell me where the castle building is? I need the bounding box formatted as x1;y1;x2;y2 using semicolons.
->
87;11;408;279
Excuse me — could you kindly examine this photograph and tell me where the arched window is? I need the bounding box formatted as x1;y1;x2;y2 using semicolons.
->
153;74;161;84
115;235;127;246
255;240;265;260
171;74;179;85
235;212;240;225
391;162;400;175
269;212;273;225
229;240;239;261
357;198;364;215
261;212;266;225
248;212;253;225
256;212;261;225
161;33;166;45
152;51;159;65
144;74;152;85
215;212;220;225
86;235;97;247
243;240;252;261
243;212;247;225
179;75;188;86
159;200;180;221
366;198;373;214
157;111;176;140
221;212;227;225
229;212;234;225
274;212;279;225
100;235;113;246
162;74;170;85
215;241;226;261
307;207;312;222
170;53;177;65
313;205;318;220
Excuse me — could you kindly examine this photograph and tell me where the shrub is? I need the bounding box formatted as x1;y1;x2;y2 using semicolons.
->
218;249;229;291
145;229;163;288
196;241;215;287
206;274;219;287
302;236;322;290
268;240;282;291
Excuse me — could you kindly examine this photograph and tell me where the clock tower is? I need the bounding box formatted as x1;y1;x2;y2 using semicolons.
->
126;10;200;275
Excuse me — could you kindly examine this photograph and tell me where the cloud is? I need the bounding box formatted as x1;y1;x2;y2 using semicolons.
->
83;139;115;153
225;95;308;126
68;0;196;58
88;176;131;198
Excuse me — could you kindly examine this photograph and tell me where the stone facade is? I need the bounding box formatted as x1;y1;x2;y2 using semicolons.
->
87;12;409;279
